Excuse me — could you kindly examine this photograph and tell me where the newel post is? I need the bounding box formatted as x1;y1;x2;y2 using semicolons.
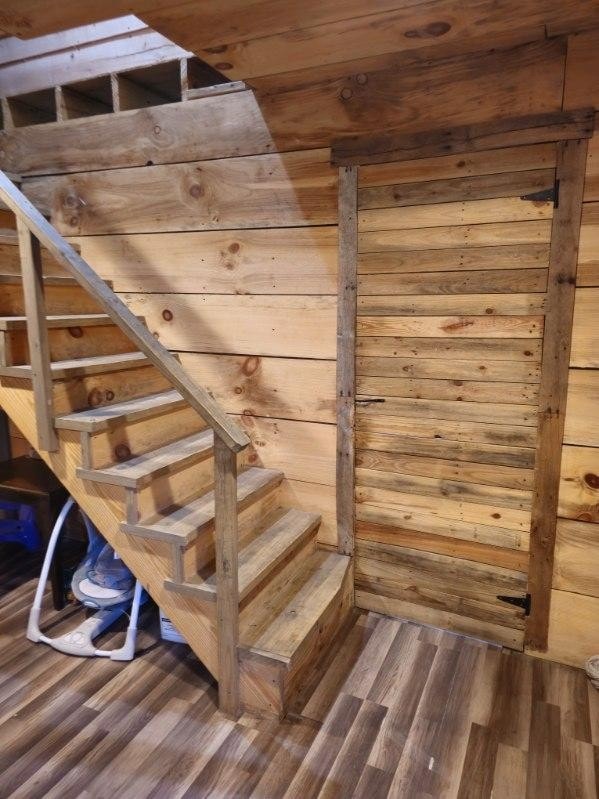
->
16;219;58;452
213;433;240;716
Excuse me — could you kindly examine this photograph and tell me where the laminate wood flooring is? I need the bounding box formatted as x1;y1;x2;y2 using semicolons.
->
0;544;597;798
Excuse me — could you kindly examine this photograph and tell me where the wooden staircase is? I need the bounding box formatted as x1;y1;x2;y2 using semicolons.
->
0;173;352;718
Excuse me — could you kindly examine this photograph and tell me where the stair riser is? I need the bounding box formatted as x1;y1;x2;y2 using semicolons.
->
81;406;208;469
1;325;137;367
0;284;103;315
178;486;283;582
52;364;172;415
128;448;249;523
240;564;353;717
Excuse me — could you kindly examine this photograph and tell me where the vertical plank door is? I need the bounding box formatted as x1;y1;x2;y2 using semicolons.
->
352;142;563;649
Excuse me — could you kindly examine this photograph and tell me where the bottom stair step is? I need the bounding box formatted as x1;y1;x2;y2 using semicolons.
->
239;549;351;669
164;507;321;601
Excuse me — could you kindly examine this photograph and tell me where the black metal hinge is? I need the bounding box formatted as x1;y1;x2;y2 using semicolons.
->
497;592;531;616
521;179;560;208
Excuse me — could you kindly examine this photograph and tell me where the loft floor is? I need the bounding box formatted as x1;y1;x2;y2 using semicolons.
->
0;544;596;798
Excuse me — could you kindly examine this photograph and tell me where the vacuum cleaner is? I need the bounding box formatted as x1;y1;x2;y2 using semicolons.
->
27;497;145;661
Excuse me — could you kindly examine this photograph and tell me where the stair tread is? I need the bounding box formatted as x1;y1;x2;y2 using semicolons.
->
77;429;214;487
0;313;120;331
122;467;284;543
0;350;149;379
169;508;321;599
0;272;80;286
239;550;350;665
55;389;185;431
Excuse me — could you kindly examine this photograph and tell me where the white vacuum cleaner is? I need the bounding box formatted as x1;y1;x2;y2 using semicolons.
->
27;497;144;661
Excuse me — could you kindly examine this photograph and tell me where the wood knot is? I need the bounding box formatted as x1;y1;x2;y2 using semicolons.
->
584;472;599;490
114;443;132;462
87;388;104;407
189;183;204;199
241;355;260;376
162;309;173;321
228;242;240;254
215;62;233;71
405;21;451;38
340;87;353;101
68;326;83;338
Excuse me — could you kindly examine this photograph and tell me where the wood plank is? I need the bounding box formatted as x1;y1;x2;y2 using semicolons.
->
357;432;535;469
356;483;530;534
358;244;550;275
359;143;557;188
356;519;529;571
357;293;546;316
178;352;336;424
356;466;532;511
357;315;543;339
571;288;599;367
526;138;588;651
356;413;537;448
357;355;540;383
358;268;548;296
71;227;338;294
15;221;56;452
554;518;599;597
356;336;542;360
356;395;538;426
564;368;599;446
358;197;553;232
23;149;337;235
358;169;555;209
357;376;538;405
558;444;599;523
333;108;594;165
535;589;599;668
213;435;240;717
121;294;336;360
359;220;552;252
356;450;534;491
356;557;525;630
336;165;357;556
356;592;524;649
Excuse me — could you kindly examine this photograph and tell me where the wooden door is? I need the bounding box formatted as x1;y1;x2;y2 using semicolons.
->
352;142;560;649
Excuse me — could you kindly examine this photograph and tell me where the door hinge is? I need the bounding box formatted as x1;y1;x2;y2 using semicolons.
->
497;592;531;616
521;180;559;208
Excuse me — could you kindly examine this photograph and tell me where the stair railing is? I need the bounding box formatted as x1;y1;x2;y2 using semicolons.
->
0;170;246;716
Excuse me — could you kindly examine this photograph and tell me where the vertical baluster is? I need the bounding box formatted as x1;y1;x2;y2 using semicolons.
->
213;433;240;716
16;219;57;452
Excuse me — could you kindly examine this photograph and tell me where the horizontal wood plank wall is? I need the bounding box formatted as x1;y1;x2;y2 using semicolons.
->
354;142;559;649
19;145;339;546
544;34;599;666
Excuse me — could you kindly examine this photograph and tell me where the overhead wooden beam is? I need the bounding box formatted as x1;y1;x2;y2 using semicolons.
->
525;137;590;651
336;165;357;557
332;109;595;166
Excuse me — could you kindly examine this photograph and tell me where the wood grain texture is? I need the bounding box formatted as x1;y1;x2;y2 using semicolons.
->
23;149;337;235
526;139;589;651
334;108;594;165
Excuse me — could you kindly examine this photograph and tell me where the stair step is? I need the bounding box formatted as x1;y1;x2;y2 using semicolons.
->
165;508;321;601
55;389;185;432
77;429;214;488
0;313;121;331
0;350;149;379
0;273;81;286
121;467;284;544
239;550;350;668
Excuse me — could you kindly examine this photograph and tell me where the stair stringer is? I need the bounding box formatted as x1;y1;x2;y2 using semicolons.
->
0;379;227;681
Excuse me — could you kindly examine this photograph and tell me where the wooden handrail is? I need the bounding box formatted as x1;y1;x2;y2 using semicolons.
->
0;170;250;453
